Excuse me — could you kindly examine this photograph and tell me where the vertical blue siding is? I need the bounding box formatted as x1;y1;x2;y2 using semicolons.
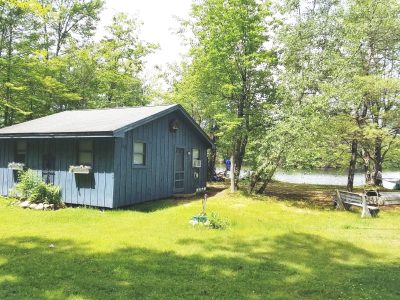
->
0;138;114;208
113;111;209;207
0;110;210;208
0;140;14;195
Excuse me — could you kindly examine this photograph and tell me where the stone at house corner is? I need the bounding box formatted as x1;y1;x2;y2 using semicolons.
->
19;201;30;208
35;203;44;210
29;203;37;209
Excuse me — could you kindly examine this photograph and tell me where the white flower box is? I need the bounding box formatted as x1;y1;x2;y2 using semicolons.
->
69;165;92;174
8;162;25;171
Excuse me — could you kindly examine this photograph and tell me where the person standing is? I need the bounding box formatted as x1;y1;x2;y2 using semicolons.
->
224;158;231;176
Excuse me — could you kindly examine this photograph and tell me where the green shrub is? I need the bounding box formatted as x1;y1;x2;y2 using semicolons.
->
14;169;63;205
15;170;42;199
208;212;230;229
29;182;62;205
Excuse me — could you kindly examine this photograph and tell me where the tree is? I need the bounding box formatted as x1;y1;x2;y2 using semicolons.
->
0;3;157;126
278;0;400;191
175;0;277;190
95;13;157;107
342;0;400;186
0;0;44;125
0;0;105;125
39;0;103;57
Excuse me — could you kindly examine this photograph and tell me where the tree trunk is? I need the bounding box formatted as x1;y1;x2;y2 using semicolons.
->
363;158;370;185
230;154;236;192
232;133;248;189
207;147;217;180
4;23;13;126
256;164;279;194
257;180;269;194
373;137;383;185
248;172;260;194
361;149;371;185
347;139;358;192
231;87;249;190
207;134;217;180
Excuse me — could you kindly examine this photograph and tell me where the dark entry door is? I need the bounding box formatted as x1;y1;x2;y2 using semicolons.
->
42;153;56;184
174;147;185;192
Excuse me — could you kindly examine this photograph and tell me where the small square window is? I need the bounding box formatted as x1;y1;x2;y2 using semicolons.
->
133;142;146;166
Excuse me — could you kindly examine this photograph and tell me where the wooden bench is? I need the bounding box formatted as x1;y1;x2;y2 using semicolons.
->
335;190;380;217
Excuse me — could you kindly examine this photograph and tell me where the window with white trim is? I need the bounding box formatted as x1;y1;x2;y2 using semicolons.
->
192;148;201;168
133;142;146;165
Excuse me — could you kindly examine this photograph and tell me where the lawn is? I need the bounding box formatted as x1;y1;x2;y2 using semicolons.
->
0;182;399;299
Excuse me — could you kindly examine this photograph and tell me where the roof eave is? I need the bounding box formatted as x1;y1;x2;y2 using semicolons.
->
0;131;114;138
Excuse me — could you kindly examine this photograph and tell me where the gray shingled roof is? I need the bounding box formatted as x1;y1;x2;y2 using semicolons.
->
0;105;213;147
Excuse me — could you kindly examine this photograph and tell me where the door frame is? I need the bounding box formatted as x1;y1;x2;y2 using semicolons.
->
173;146;185;193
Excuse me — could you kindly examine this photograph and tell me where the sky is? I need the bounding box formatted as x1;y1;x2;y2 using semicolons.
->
97;0;192;73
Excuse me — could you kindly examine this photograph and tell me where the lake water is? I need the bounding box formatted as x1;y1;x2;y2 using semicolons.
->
273;169;400;188
217;164;400;188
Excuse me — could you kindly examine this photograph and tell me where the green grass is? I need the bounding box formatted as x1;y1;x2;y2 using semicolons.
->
0;182;399;299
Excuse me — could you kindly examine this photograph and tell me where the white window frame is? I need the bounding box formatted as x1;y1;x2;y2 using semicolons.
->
133;141;146;166
192;148;201;168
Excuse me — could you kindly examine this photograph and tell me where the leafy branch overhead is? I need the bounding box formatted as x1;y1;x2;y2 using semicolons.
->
0;0;155;125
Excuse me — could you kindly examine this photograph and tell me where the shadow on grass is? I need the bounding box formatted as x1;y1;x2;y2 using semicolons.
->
262;182;345;210
123;185;227;213
0;233;399;299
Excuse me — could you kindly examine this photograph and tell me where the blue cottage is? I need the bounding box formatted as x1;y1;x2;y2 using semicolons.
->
0;105;214;208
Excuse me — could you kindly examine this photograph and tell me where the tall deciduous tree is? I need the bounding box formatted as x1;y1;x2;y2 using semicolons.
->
0;0;44;125
279;0;400;190
175;0;277;190
40;0;103;57
96;12;157;107
0;3;156;126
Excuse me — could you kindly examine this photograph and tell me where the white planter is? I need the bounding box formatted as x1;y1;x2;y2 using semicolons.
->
69;165;92;174
8;162;25;171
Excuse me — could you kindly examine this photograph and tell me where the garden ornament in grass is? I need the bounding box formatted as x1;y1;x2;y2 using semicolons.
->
202;193;207;215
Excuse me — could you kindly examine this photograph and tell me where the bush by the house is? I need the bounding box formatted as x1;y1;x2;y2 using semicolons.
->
15;169;42;199
29;181;62;205
14;170;63;205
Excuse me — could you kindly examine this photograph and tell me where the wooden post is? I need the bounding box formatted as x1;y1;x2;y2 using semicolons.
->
361;195;371;218
335;190;345;210
230;154;236;192
202;193;207;215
